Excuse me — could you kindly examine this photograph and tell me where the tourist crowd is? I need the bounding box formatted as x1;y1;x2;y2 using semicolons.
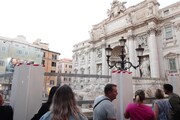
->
0;83;180;120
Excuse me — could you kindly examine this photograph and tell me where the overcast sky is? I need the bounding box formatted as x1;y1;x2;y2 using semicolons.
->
0;0;179;59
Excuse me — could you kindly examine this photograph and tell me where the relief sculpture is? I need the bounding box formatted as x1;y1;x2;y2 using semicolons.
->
107;0;127;18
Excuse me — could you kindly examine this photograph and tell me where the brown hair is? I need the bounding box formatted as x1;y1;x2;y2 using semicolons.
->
155;89;164;99
135;90;145;103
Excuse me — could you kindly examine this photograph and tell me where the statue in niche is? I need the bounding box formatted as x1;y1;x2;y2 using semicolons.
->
96;48;102;58
81;55;85;64
99;25;105;37
126;13;132;24
175;23;180;31
148;6;153;15
76;55;78;61
148;7;153;15
140;57;150;77
97;65;102;75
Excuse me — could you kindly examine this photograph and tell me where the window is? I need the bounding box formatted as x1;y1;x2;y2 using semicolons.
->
43;52;45;58
69;65;72;68
52;54;57;60
51;62;56;67
17;50;22;54
37;54;41;58
42;60;45;65
2;47;6;52
165;26;173;40
164;10;169;15
25;51;28;56
169;58;177;71
50;80;54;85
51;70;55;73
64;78;67;81
65;64;67;68
81;70;84;74
0;60;5;66
74;69;78;74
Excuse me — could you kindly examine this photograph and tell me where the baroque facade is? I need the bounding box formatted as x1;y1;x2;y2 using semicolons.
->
72;0;180;98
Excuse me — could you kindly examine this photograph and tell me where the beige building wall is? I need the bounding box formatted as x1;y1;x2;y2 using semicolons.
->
41;48;60;95
57;58;72;86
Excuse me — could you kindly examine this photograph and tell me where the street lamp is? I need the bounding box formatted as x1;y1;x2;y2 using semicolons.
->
105;37;144;70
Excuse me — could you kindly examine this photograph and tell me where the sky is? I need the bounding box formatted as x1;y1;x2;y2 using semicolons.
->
0;0;179;59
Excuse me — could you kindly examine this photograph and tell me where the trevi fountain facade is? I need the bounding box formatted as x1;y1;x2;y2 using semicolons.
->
71;0;180;106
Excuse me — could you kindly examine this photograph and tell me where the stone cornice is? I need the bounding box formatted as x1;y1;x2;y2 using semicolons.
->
159;12;180;24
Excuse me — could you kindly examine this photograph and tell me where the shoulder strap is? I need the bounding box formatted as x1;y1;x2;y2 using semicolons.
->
93;98;110;110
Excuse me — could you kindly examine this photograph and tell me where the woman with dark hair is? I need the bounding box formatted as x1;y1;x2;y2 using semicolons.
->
153;89;171;120
31;86;59;120
40;84;88;120
0;93;13;120
124;89;154;120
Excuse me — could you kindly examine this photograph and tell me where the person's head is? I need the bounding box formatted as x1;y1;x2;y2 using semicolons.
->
50;84;80;120
0;93;4;106
163;84;173;95
104;83;118;101
47;86;59;103
155;89;164;99
135;89;145;103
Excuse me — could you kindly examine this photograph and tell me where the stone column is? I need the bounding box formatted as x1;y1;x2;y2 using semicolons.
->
90;45;95;75
85;51;89;74
127;30;136;76
147;22;160;78
101;40;108;76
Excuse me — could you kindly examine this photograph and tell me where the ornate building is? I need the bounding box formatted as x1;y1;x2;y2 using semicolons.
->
72;0;180;97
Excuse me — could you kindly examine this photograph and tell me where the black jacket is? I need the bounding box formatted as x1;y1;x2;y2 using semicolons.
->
0;105;13;120
31;102;50;120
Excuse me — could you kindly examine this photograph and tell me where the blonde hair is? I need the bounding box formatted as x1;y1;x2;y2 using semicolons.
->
155;89;164;99
50;85;84;120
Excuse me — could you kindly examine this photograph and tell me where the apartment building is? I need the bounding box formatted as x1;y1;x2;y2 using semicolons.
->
33;39;60;95
57;58;72;86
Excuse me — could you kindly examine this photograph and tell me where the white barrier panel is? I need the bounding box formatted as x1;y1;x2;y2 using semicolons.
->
112;70;133;120
168;74;180;96
10;64;44;120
